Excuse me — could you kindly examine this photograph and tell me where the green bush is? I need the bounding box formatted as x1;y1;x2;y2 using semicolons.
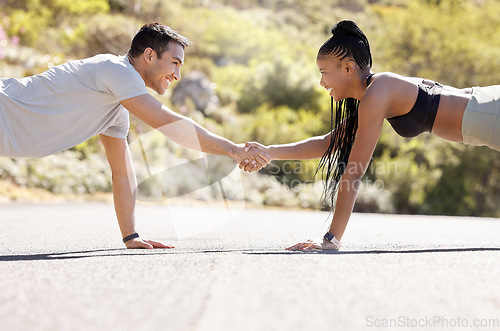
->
0;151;111;194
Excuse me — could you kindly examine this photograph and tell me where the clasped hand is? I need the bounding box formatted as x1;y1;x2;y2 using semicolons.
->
235;141;270;172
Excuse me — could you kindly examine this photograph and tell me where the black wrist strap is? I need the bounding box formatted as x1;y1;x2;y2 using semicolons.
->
123;232;140;243
323;232;335;242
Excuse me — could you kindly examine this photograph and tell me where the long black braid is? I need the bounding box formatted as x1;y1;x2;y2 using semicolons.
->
316;98;359;208
315;20;372;209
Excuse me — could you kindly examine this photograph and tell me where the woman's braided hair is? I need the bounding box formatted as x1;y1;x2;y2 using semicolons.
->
315;20;372;209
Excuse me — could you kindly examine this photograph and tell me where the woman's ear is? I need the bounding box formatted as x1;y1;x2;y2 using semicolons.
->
345;60;356;76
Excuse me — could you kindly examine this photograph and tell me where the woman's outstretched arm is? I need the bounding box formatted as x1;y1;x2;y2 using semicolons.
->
267;132;332;160
240;131;333;171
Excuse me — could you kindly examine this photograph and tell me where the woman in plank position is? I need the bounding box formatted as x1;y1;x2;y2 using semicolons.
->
243;19;500;250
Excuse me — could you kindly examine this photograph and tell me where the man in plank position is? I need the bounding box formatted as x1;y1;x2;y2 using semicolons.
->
0;23;269;248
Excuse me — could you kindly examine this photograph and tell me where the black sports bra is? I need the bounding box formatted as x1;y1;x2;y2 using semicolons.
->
385;80;442;138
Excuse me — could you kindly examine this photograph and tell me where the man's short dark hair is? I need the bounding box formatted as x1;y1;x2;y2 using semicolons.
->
128;23;192;59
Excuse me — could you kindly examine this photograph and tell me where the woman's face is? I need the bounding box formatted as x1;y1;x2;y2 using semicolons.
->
316;55;351;101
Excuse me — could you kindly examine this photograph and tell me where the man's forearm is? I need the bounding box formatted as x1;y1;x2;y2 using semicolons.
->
122;95;239;159
157;115;238;158
112;174;137;239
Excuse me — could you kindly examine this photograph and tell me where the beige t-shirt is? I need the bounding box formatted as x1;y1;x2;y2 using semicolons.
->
0;54;148;157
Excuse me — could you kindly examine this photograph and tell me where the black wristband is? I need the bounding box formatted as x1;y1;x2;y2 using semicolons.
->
123;232;140;243
323;232;335;242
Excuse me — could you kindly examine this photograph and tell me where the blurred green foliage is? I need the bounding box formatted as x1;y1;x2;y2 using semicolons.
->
4;0;110;53
1;0;500;216
368;0;500;216
373;0;500;87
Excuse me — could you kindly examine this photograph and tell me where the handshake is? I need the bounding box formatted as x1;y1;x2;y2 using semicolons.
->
233;141;270;172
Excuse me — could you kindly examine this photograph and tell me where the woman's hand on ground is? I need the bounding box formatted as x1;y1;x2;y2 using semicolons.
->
286;240;322;251
286;239;340;251
125;238;175;249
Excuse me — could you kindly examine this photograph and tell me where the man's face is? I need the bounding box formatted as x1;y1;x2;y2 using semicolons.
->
145;42;185;95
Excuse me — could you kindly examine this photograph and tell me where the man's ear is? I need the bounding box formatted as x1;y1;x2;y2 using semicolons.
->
345;60;356;76
143;47;155;63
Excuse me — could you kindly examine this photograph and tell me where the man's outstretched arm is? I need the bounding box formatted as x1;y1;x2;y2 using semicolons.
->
100;134;174;249
121;94;270;167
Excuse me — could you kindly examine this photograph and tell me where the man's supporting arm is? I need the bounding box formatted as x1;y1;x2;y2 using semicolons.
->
100;134;173;249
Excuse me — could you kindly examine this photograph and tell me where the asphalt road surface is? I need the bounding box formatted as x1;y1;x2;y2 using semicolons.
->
1;202;499;331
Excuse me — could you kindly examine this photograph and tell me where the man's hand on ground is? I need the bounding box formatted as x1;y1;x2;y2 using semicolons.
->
125;238;175;249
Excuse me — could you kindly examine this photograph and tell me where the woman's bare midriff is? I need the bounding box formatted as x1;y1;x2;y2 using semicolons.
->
431;87;472;143
381;74;473;143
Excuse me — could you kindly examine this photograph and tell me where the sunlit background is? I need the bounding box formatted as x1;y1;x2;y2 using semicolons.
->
1;0;499;217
